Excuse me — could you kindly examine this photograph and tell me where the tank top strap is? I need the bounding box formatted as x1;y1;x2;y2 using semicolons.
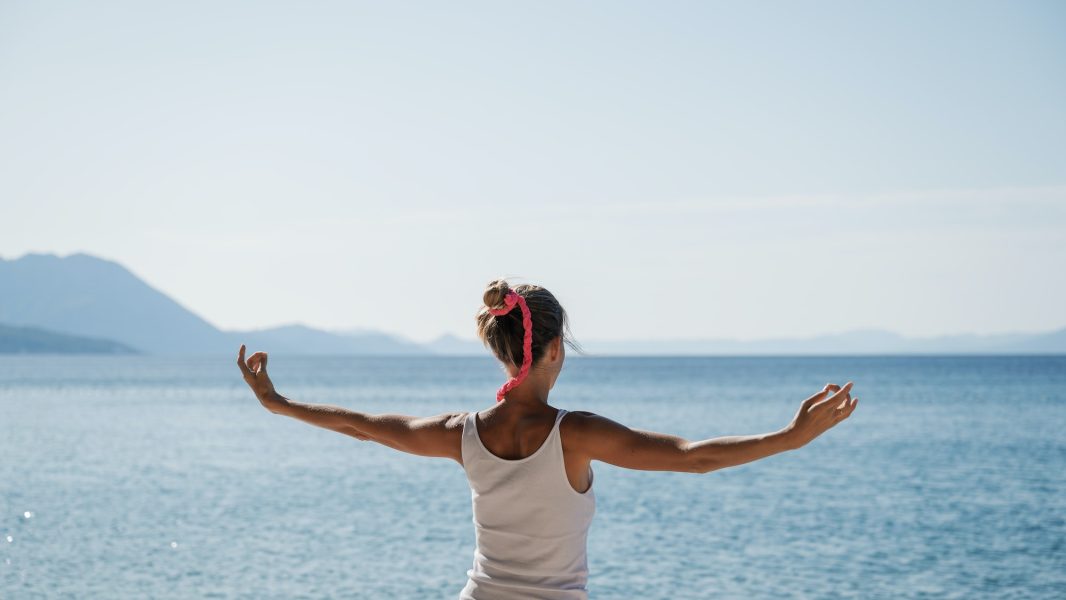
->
544;408;567;456
554;408;568;429
461;411;478;464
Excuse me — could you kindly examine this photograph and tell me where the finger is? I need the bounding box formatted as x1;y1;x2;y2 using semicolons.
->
801;387;831;411
237;347;251;375
249;351;268;374
814;383;842;409
847;396;859;414
814;381;853;412
237;344;254;380
835;396;859;421
831;382;853;409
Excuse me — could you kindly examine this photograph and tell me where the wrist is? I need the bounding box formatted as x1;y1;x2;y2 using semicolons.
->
258;390;288;413
778;425;806;450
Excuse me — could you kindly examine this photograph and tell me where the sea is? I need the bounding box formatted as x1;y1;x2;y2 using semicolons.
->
1;355;1063;599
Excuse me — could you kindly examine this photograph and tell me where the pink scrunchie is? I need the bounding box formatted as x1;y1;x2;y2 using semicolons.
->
488;290;533;402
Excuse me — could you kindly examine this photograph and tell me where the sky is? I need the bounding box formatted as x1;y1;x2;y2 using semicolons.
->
1;1;1064;343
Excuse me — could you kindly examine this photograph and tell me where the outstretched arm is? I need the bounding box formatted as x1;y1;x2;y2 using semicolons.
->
570;383;857;474
236;345;464;463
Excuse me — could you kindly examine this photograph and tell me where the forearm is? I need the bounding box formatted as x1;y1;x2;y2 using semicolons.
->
258;392;457;457
686;426;801;474
259;391;374;440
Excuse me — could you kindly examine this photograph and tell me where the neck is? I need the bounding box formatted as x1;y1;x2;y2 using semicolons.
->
496;370;552;410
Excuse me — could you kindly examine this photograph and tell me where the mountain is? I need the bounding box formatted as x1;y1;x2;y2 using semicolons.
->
0;323;138;354
0;252;228;354
1;251;1062;356
234;324;424;355
1002;328;1066;353
424;333;487;355
580;328;1066;355
0;253;426;355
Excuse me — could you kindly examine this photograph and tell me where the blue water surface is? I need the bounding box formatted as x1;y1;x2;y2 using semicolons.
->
1;355;1064;598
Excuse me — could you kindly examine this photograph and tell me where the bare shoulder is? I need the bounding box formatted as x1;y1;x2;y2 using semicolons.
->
404;409;468;444
424;411;469;464
562;410;620;431
559;409;694;472
434;411;469;441
560;410;623;453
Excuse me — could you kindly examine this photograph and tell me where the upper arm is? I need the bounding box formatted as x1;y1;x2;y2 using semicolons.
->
358;411;467;464
274;399;466;464
568;411;700;473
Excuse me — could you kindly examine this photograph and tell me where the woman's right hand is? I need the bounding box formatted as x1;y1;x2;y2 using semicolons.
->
237;344;282;410
786;382;858;448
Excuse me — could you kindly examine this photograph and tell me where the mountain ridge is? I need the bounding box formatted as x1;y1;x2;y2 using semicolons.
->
1;252;1063;356
0;322;139;354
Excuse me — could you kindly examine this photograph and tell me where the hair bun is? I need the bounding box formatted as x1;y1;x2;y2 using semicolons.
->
483;278;512;309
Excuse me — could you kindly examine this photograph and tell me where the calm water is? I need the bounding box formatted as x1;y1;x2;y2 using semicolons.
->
1;355;1064;599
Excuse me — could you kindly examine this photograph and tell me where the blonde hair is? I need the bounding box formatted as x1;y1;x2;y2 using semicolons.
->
475;278;581;368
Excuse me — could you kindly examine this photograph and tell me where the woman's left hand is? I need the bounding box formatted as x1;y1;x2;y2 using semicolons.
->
237;344;279;405
785;382;857;448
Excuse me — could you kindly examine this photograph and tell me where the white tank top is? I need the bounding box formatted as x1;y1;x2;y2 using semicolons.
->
459;408;596;600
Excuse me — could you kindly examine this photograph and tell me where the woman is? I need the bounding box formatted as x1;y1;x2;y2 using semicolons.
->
236;279;858;599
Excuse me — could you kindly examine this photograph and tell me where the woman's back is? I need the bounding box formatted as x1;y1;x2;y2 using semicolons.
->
460;408;596;600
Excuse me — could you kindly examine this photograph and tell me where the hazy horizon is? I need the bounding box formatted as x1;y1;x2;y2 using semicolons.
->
3;249;1064;350
3;2;1064;343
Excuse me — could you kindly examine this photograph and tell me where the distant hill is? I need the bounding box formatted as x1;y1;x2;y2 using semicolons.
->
424;333;487;355
0;252;1062;356
235;324;424;355
580;328;1066;355
0;323;137;354
1002;328;1066;353
0;253;428;356
0;252;229;354
423;328;1066;356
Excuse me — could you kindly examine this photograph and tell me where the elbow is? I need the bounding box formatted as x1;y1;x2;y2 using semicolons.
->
694;459;719;475
345;424;374;441
686;450;719;475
